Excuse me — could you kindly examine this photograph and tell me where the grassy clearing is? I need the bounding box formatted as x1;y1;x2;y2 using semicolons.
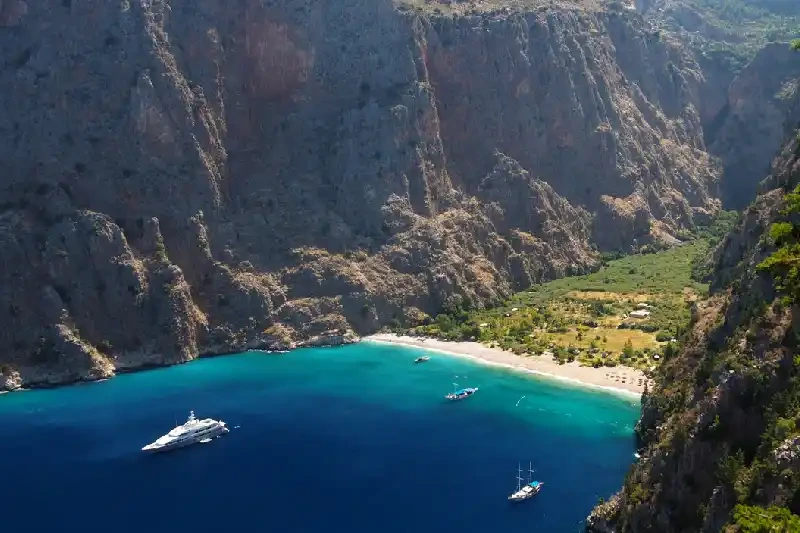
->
546;327;659;352
471;242;709;370
520;241;708;304
565;291;651;302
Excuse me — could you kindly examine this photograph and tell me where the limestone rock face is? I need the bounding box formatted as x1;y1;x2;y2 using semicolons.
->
0;0;722;388
707;43;800;208
634;1;800;212
425;8;718;236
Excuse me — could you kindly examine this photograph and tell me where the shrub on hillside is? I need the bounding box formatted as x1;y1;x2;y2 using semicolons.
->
730;504;800;532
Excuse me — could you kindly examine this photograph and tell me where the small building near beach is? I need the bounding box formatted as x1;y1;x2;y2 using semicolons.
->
629;309;651;319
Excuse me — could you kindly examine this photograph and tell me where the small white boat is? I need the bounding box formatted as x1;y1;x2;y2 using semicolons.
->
414;356;430;364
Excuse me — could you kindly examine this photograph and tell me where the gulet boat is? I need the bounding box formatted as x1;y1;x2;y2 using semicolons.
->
445;377;478;400
508;462;543;502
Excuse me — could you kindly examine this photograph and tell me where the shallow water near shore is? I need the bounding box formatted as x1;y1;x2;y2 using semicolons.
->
0;342;639;533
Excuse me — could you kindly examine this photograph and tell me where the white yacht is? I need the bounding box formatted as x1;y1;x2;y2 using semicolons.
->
142;411;229;453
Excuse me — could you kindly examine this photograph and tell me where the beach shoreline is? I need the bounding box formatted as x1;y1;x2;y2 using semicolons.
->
364;333;650;399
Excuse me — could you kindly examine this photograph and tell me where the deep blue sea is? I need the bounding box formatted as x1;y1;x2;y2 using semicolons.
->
0;342;640;533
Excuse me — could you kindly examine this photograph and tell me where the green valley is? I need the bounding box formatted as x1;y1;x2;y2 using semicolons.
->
398;212;739;371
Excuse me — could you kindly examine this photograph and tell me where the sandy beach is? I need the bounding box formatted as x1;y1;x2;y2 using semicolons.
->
364;333;651;398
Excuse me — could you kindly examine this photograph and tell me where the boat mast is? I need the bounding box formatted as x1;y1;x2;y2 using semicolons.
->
516;463;523;491
528;462;534;484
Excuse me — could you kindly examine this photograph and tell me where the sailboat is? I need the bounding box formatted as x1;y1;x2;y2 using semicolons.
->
508;462;543;502
444;376;478;401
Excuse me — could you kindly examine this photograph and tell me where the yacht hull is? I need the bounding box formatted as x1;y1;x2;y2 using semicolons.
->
508;484;543;502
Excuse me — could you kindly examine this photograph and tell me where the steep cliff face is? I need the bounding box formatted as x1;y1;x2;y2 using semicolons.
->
420;6;719;249
0;0;719;389
707;43;800;208
636;1;800;211
587;103;800;532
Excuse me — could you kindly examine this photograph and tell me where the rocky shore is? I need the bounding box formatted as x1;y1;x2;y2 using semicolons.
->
0;329;360;392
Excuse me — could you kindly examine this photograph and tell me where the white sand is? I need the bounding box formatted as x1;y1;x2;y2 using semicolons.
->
364;333;651;398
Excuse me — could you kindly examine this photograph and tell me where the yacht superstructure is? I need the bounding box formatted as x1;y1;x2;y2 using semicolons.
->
142;411;229;453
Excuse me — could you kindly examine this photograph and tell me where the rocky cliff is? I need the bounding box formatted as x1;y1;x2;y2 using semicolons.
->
636;1;800;210
0;0;721;389
586;92;800;532
707;43;800;208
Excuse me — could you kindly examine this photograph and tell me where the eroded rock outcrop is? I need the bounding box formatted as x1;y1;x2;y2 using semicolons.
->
0;0;721;388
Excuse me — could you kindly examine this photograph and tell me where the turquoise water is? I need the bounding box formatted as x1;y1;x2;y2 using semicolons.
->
0;342;639;532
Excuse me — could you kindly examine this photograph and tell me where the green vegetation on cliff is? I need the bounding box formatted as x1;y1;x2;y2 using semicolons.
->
758;184;800;300
647;0;800;70
729;504;800;532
